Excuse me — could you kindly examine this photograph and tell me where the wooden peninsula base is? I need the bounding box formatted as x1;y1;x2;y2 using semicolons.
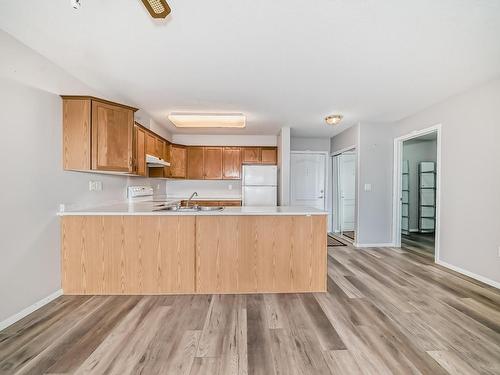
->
61;214;327;294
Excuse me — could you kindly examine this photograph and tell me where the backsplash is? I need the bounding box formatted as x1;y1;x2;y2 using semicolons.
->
165;179;242;199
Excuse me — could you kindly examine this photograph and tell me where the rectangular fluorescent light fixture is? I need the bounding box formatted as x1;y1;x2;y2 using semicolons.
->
168;112;246;128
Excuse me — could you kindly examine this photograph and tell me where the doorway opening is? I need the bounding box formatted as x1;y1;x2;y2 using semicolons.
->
332;148;357;242
290;151;328;211
393;125;441;261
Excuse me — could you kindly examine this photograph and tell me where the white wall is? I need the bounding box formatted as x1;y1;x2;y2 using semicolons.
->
402;139;437;230
0;78;134;324
356;122;394;245
392;79;500;284
330;124;359;154
291;137;331;152
353;78;500;285
0;31;167;325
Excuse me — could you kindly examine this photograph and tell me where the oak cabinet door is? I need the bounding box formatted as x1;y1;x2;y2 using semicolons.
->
91;101;133;172
134;126;146;176
187;147;205;179
242;147;261;164
62;99;91;171
145;132;157;157
170;145;187;178
156;138;165;159
204;147;223;179
261;147;277;164
223;147;241;179
163;142;171;177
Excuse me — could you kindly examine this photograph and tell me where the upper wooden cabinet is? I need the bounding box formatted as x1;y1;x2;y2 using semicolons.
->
241;147;277;165
204;147;223;179
62;96;137;173
261;147;277;164
223;147;241;180
242;147;261;164
145;132;165;159
134;125;147;177
170;144;187;178
187;147;205;179
91;100;134;172
62;98;276;179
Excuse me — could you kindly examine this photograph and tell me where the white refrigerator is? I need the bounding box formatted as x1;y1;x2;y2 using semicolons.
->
242;165;278;206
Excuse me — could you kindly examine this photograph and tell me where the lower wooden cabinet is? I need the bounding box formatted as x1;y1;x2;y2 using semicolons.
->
61;214;326;295
195;215;327;293
61;216;195;294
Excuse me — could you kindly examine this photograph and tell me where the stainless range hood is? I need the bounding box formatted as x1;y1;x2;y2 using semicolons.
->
146;154;170;168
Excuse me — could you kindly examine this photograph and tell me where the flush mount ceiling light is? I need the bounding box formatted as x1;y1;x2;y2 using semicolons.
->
70;0;81;9
141;0;171;18
168;113;246;128
325;114;344;126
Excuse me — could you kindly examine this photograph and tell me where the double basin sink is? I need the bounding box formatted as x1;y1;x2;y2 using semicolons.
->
154;204;224;212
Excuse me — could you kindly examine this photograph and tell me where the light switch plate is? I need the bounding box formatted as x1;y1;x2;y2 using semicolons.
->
364;183;372;192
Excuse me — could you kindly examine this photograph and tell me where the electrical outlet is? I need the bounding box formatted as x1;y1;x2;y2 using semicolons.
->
364;183;372;192
89;181;103;191
228;184;233;190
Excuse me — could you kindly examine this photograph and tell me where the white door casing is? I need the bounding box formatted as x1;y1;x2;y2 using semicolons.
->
290;152;327;210
339;152;356;231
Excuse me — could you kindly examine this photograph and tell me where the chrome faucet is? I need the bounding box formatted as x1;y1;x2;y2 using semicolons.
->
186;192;198;207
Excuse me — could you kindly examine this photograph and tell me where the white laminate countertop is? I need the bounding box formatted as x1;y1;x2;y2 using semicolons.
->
57;202;327;216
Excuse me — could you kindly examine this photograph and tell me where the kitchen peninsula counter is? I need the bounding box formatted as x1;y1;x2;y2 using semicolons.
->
59;205;327;295
57;203;326;216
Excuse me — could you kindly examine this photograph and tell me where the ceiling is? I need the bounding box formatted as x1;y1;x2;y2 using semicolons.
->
1;0;500;137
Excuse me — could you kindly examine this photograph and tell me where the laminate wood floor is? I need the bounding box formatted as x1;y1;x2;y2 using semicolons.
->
1;242;499;374
402;232;436;256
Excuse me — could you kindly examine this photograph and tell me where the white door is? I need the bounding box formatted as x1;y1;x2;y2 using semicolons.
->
339;153;356;231
290;152;326;210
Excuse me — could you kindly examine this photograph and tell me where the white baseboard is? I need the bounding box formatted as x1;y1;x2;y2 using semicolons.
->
0;289;63;331
436;260;500;290
353;243;395;248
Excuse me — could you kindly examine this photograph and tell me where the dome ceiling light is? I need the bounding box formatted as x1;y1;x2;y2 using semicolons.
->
325;114;343;126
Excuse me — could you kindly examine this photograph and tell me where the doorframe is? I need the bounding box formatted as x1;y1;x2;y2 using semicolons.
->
290;151;329;211
331;145;358;241
392;124;441;262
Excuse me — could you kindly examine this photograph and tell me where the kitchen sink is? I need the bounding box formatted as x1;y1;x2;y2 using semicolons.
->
154;205;224;212
199;206;224;211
